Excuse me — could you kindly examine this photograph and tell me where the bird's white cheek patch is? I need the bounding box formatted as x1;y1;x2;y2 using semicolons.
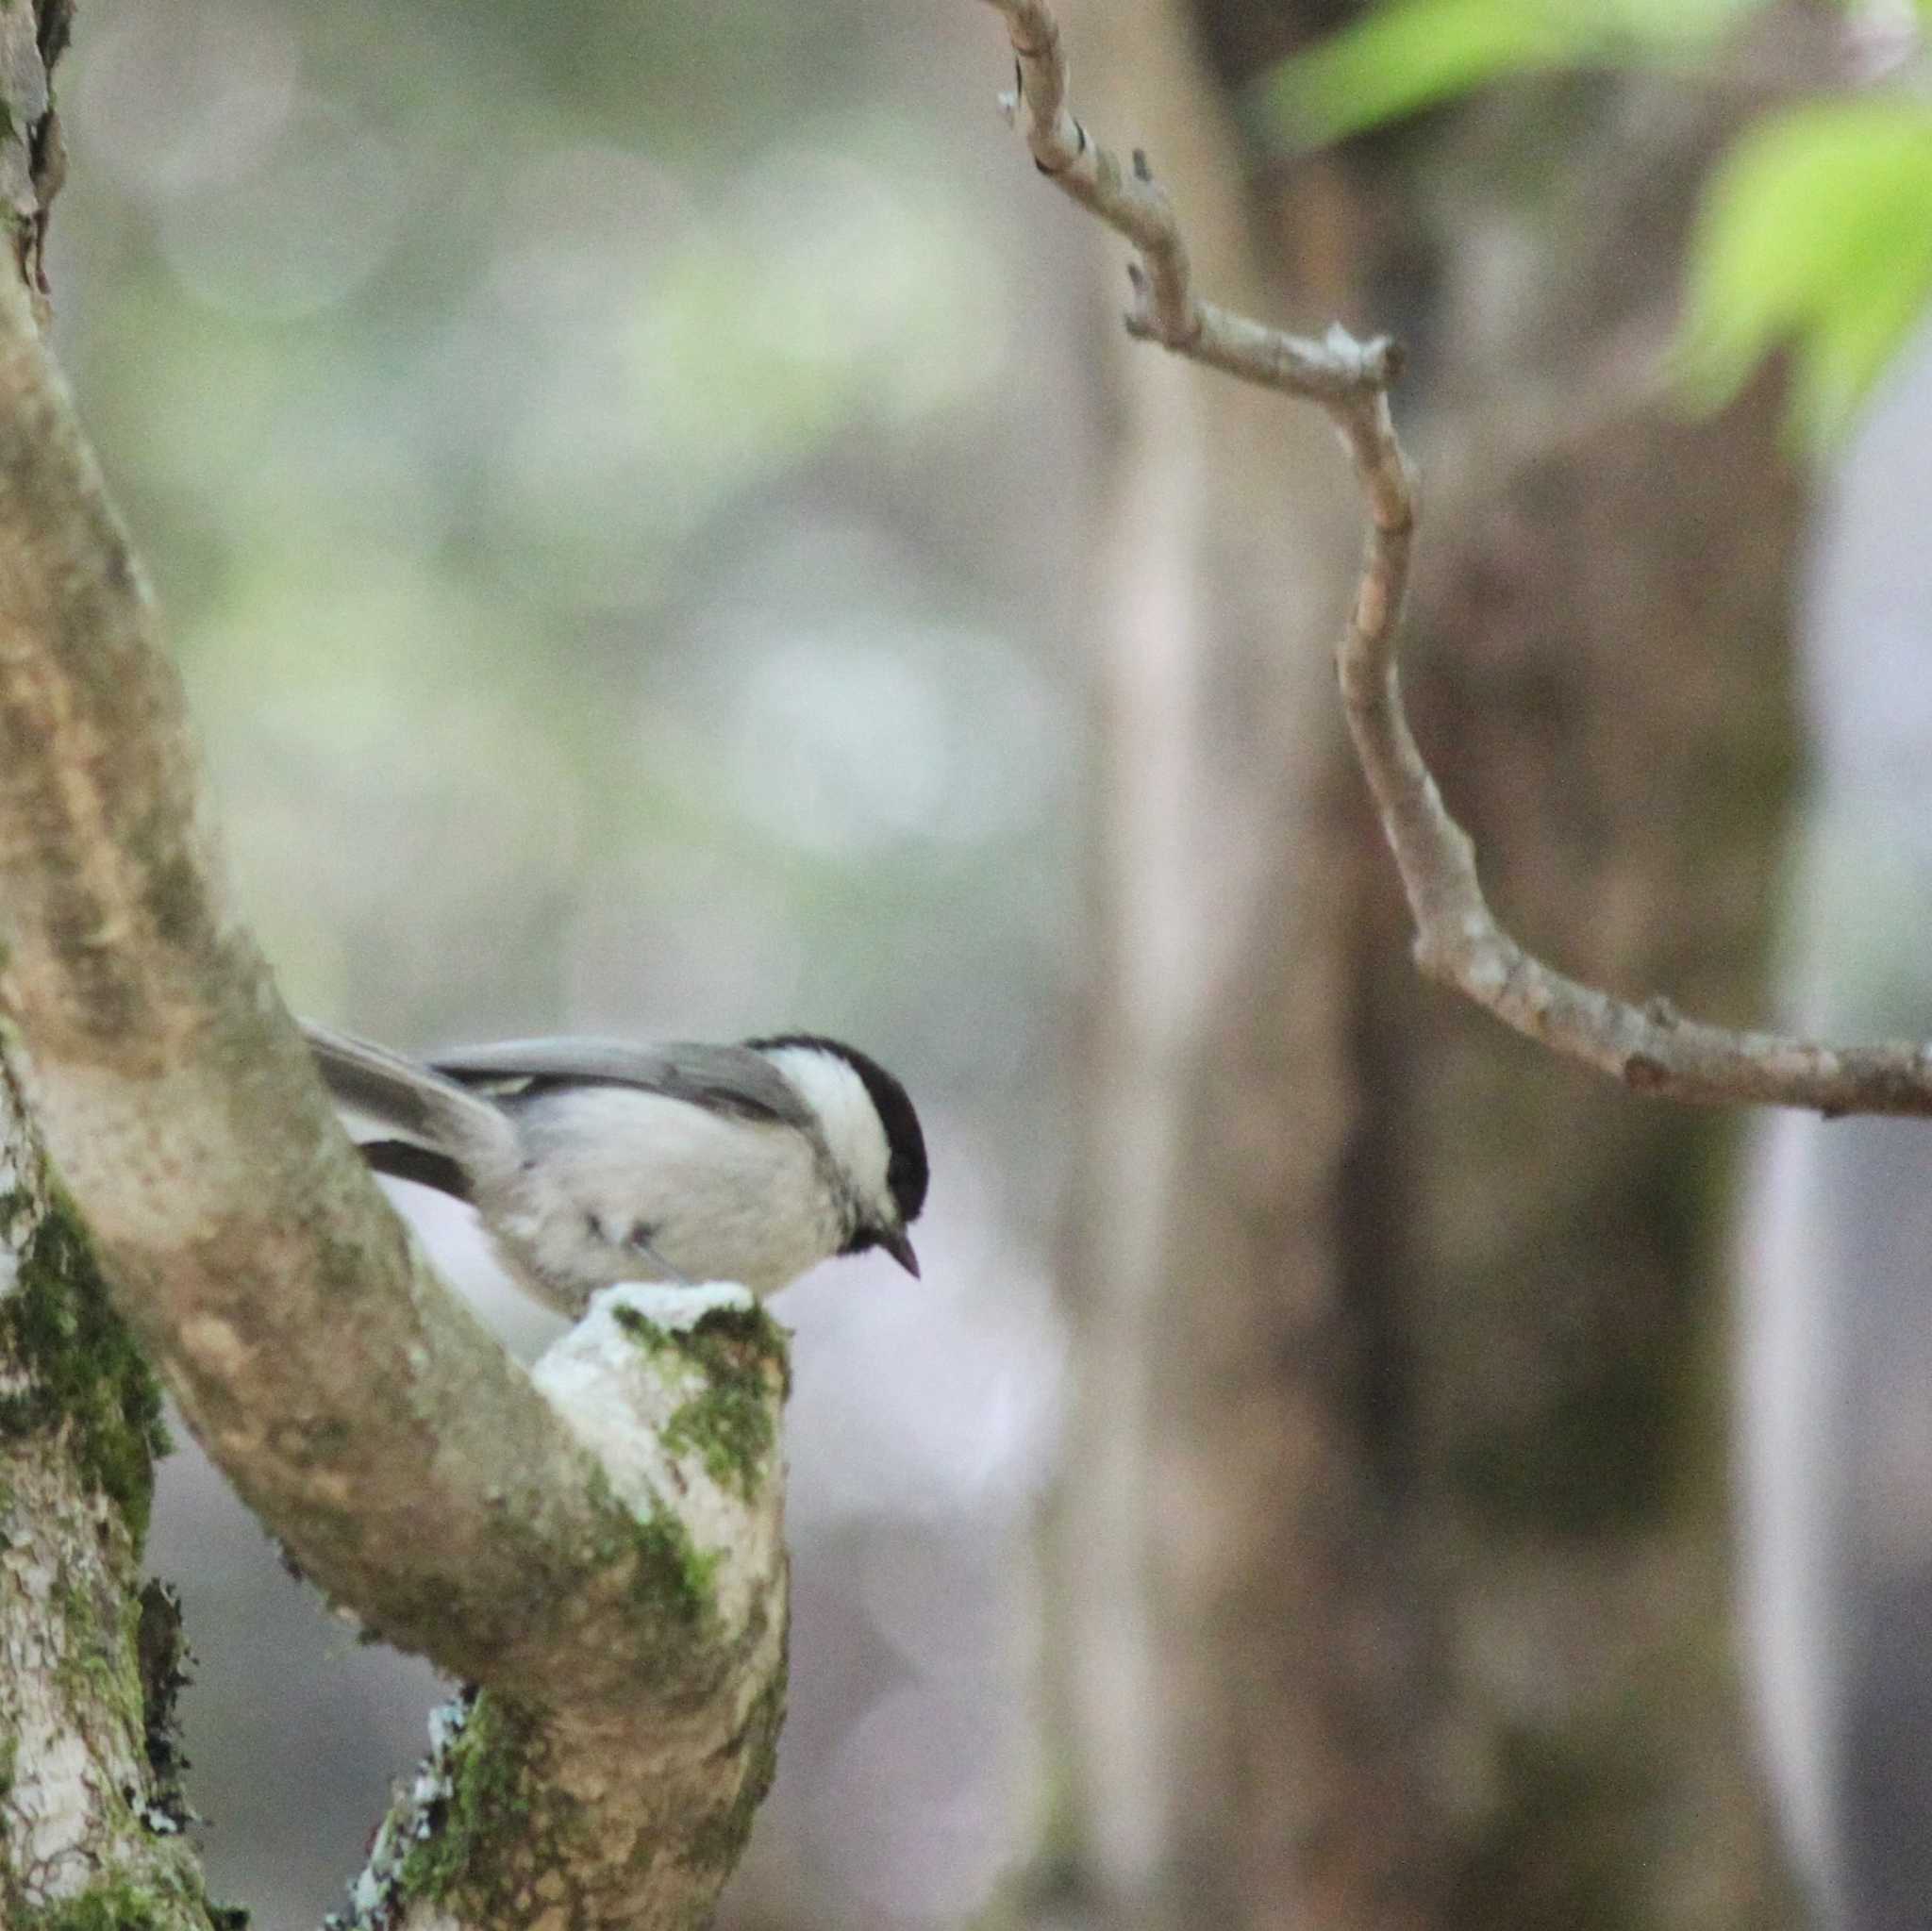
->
759;1046;892;1213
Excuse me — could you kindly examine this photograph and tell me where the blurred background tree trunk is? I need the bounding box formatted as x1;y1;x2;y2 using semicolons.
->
1040;3;1808;1926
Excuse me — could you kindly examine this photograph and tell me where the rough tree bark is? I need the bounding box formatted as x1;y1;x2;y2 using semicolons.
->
1011;2;1806;1925
0;8;791;1926
0;1061;229;1927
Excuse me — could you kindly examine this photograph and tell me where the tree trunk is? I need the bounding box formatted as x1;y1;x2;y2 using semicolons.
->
0;1053;229;1925
1041;10;1804;1927
1039;0;1421;1923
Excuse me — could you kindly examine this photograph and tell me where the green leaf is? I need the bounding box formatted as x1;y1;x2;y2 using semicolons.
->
1592;0;1765;42
1675;100;1932;444
1259;0;1763;146
1262;0;1576;143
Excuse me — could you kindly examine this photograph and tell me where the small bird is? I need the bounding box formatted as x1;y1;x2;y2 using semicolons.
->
303;1021;928;1317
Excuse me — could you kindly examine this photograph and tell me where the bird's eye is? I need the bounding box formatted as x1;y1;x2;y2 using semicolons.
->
624;1222;662;1254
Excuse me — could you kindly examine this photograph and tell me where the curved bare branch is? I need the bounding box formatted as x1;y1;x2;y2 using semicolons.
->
980;0;1932;1120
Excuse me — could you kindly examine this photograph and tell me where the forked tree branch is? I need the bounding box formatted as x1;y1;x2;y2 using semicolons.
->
981;0;1932;1119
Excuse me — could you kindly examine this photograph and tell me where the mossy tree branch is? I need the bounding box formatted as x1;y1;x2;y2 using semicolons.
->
339;1291;791;1929
0;5;792;1923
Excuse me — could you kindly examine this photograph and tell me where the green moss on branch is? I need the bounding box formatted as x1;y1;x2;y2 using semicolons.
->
613;1301;789;1501
397;1691;542;1907
585;1464;724;1634
0;1184;168;1540
16;1875;197;1931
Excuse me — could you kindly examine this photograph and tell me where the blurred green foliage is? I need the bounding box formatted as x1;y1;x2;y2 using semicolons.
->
1261;0;1932;443
1677;101;1932;443
57;0;1060;1090
1261;0;1757;142
54;7;1073;1926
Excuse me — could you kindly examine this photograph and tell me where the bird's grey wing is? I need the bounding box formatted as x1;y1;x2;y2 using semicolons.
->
427;1037;813;1128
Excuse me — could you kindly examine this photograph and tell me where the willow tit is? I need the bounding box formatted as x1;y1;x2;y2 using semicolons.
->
302;1022;928;1317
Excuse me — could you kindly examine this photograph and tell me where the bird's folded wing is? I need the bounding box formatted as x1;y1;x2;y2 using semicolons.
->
428;1038;813;1128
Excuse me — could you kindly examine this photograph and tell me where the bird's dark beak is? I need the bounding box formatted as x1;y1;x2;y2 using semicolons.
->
879;1225;921;1278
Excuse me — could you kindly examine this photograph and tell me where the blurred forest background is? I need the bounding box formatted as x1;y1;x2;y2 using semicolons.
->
45;0;1932;1927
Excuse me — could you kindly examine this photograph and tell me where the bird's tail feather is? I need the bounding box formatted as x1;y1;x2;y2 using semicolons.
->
302;1020;512;1188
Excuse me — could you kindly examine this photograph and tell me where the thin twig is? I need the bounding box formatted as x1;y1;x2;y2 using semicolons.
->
979;0;1932;1118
